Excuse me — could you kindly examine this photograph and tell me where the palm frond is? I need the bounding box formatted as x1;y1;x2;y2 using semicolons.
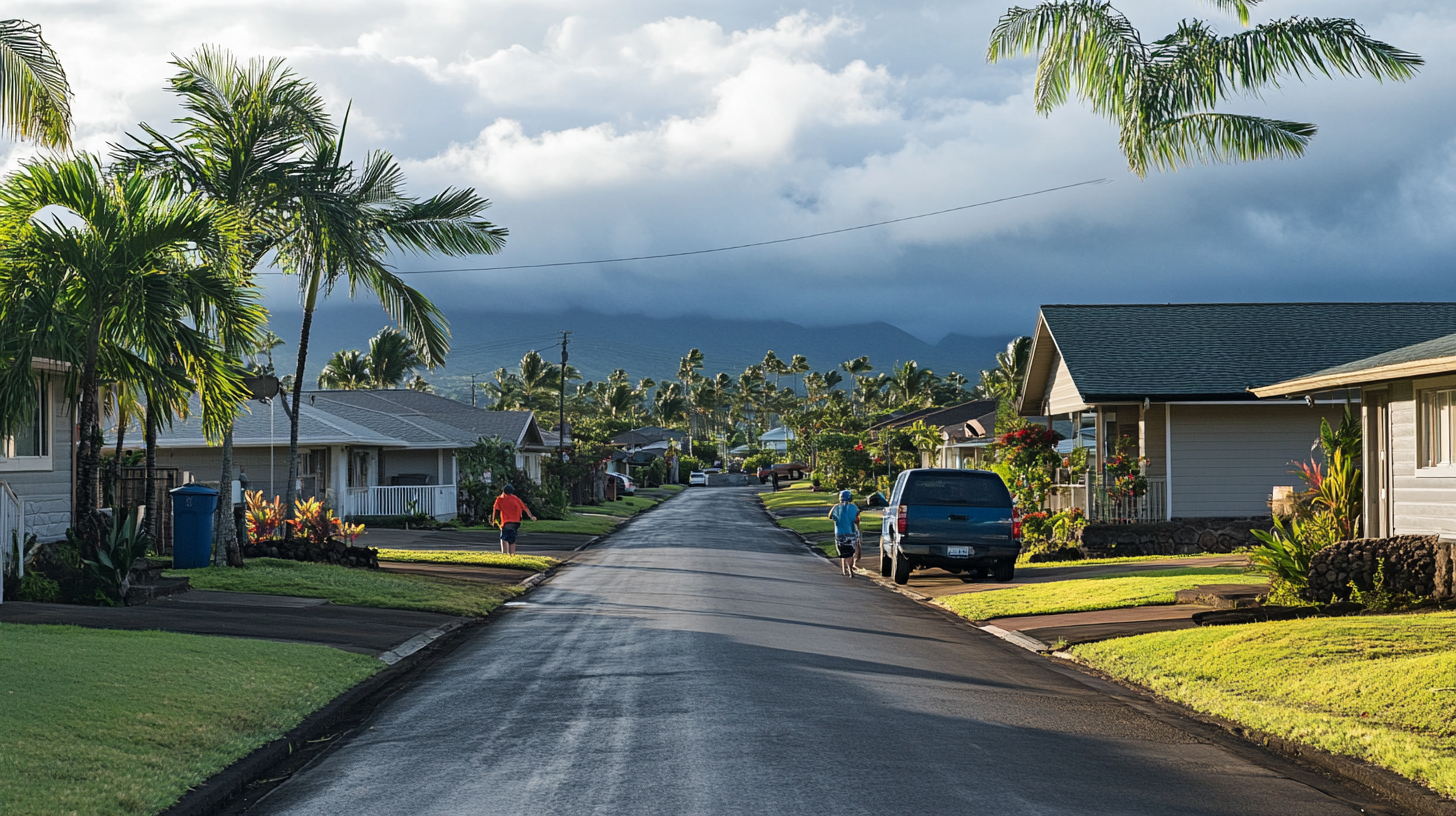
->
1133;112;1314;174
0;20;72;149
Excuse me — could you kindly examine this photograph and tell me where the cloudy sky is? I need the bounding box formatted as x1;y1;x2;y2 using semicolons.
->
11;0;1456;341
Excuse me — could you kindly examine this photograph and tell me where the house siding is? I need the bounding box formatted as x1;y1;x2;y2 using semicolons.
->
382;450;445;485
1046;354;1089;415
1168;403;1347;518
1385;380;1456;536
1;377;74;542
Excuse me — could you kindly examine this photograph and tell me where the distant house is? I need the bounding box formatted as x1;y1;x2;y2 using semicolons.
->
869;400;1000;469
609;427;686;476
133;390;549;521
758;426;796;455
1018;303;1456;521
1254;331;1456;539
0;360;73;547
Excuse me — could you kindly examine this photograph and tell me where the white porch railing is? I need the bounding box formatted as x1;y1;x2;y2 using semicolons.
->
0;481;25;604
1087;475;1168;523
343;484;457;519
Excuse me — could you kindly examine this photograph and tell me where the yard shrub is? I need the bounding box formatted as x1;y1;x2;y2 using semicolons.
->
16;571;60;602
287;497;364;545
1103;437;1149;501
245;490;285;544
78;507;152;602
997;425;1062;509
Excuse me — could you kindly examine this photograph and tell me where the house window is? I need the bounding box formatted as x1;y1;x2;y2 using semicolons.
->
1419;388;1456;467
3;379;49;459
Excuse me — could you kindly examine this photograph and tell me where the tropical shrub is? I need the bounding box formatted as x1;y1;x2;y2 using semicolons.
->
287;498;364;545
997;425;1063;509
17;571;59;602
1103;437;1149;501
245;490;285;544
77;507;153;602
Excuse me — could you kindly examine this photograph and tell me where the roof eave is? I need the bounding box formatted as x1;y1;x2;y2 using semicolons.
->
1252;354;1456;397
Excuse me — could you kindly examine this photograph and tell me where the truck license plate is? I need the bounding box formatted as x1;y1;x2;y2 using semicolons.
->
947;546;970;558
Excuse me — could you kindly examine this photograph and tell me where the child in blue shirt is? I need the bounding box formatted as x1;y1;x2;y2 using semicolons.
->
827;490;861;576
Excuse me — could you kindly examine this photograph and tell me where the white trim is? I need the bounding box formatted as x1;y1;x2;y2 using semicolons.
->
1165;402;1173;521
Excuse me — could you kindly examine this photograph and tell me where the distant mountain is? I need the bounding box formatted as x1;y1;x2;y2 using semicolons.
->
275;305;1016;400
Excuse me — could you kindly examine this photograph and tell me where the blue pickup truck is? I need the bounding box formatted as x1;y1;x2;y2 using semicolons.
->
878;468;1021;585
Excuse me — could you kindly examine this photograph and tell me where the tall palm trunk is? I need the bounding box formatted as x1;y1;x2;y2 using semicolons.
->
144;402;157;542
212;425;237;566
74;319;106;547
284;299;317;535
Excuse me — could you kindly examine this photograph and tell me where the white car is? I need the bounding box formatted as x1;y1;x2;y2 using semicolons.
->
607;473;636;496
688;471;708;486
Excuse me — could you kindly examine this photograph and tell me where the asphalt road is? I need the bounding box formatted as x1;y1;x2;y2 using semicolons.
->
244;487;1385;816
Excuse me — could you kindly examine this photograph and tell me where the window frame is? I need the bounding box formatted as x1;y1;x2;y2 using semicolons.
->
0;376;54;472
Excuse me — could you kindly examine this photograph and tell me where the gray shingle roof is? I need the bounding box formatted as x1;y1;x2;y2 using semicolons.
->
1041;303;1456;400
1276;330;1456;382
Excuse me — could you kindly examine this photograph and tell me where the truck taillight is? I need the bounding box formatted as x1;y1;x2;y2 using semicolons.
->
1012;505;1021;539
896;504;908;535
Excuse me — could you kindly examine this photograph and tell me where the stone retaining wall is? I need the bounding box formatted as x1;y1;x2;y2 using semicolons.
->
1078;518;1266;557
244;538;379;569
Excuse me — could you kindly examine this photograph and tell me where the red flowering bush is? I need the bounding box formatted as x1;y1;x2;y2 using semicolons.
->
996;426;1063;509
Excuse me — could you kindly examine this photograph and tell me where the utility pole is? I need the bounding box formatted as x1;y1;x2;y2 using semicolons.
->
558;331;571;462
471;373;477;408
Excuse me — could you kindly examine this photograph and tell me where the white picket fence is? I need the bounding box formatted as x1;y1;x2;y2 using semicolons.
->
342;484;457;519
0;481;25;604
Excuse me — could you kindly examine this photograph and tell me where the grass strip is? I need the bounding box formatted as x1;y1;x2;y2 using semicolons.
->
375;549;558;572
0;623;379;816
779;514;882;536
1020;554;1249;570
1073;613;1456;798
760;481;847;512
167;558;518;617
569;497;659;517
936;567;1264;621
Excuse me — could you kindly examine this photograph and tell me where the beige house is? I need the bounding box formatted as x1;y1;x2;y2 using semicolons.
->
1255;331;1456;539
868;400;1000;469
1019;304;1456;521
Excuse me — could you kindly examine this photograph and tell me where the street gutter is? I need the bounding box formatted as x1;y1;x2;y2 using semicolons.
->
766;500;1455;816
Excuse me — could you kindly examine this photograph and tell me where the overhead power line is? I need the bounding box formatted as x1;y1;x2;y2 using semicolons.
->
254;178;1111;277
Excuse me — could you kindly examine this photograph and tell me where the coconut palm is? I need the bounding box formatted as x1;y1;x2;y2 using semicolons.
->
975;336;1032;402
786;354;810;397
116;46;332;561
0;155;262;548
0;20;72;149
317;349;372;389
887;361;938;408
987;0;1423;176
276;129;507;522
364;326;423;388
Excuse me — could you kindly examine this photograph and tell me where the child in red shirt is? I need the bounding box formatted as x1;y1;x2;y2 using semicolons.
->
491;484;536;555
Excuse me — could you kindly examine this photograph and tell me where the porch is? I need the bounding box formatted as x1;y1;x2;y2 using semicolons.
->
0;482;23;603
342;484;458;520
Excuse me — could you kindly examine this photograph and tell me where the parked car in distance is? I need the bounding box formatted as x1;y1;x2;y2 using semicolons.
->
879;468;1020;585
688;471;708;487
606;472;636;496
704;467;722;475
757;462;808;483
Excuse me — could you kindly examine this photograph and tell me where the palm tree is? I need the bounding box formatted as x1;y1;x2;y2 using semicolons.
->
317;349;372;389
276;128;507;523
0;20;72;149
116;46;332;561
987;0;1423;176
364;326;422;388
0;155;262;549
975;336;1032;402
887;362;937;408
786;354;810;397
841;356;874;413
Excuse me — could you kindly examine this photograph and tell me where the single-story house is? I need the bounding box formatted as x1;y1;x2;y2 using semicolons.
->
758;426;796;455
0;360;74;548
609;427;686;477
1253;330;1456;539
1019;303;1456;521
868;400;1001;469
126;390;549;521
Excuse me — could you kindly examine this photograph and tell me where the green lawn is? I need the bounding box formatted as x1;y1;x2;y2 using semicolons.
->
167;558;519;617
1074;613;1456;799
375;549;558;572
1020;554;1249;570
761;481;849;512
0;623;379;816
936;567;1265;621
570;497;659;517
779;513;882;536
457;491;677;537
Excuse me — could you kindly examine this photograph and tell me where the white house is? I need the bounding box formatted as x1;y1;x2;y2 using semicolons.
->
129;390;550;521
0;360;74;547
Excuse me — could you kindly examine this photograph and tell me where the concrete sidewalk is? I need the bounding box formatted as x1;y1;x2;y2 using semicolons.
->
0;589;464;656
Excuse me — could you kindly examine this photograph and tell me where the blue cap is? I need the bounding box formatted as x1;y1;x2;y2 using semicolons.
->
839;490;853;501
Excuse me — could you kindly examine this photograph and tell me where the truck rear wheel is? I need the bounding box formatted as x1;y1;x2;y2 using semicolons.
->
992;559;1015;583
892;549;911;585
879;550;892;577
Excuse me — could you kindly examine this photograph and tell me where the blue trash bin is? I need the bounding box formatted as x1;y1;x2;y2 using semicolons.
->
171;484;220;569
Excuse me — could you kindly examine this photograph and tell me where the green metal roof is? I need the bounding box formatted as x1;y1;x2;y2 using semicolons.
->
1042;303;1456;401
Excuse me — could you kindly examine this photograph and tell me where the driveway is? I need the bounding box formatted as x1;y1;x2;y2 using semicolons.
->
239;487;1388;815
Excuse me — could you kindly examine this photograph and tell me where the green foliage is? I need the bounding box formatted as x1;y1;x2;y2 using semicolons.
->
16;571;59;602
1312;449;1362;542
1248;513;1337;588
996;425;1063;508
938;567;1262;620
678;454;707;473
1348;561;1417;612
1320;408;1362;464
1103;437;1149;500
742;452;776;472
77;507;152;602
